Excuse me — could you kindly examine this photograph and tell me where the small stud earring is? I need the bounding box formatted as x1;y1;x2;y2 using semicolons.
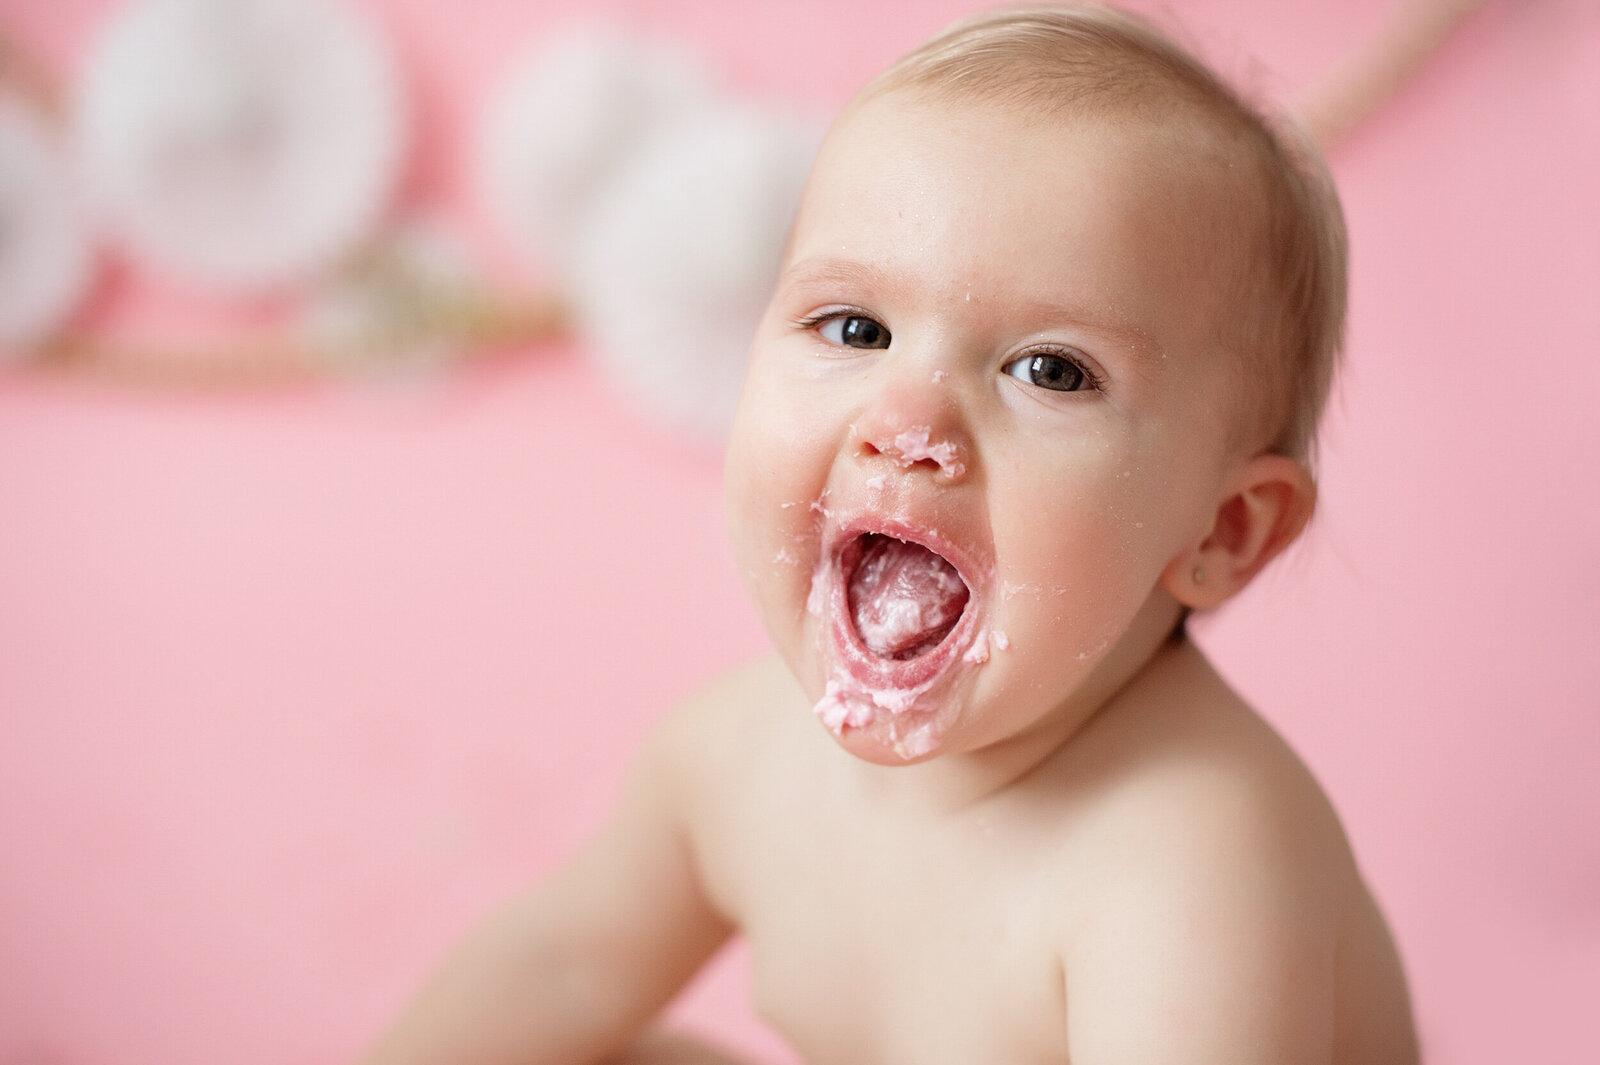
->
1192;566;1206;585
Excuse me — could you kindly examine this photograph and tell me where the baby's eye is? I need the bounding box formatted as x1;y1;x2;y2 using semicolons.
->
818;314;891;350
1001;351;1096;392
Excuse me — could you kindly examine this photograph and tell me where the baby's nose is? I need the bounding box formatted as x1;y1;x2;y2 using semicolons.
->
851;384;970;483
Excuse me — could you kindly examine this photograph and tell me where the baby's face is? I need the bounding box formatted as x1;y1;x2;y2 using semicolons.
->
726;90;1253;763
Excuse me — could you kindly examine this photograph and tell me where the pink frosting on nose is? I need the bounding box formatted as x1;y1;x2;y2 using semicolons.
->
889;425;965;478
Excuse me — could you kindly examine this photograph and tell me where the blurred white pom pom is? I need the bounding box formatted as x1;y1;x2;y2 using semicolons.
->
0;98;97;354
73;0;406;293
571;103;819;441
475;24;715;279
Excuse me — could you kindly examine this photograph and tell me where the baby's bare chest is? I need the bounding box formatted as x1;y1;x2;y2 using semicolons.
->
698;794;1075;1065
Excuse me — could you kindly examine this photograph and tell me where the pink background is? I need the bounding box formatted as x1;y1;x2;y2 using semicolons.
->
1;1;1596;1062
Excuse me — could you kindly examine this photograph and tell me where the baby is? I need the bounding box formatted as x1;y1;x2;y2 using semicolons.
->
362;5;1417;1063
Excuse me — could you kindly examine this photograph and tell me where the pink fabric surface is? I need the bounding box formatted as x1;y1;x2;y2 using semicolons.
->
1;1;1596;1063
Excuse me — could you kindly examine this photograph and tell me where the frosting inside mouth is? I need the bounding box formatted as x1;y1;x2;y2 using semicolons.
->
845;533;970;659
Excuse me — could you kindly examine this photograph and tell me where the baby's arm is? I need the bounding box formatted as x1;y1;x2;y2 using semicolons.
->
359;706;732;1065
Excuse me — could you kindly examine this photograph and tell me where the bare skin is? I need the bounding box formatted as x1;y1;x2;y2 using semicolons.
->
681;647;1415;1064
361;84;1417;1065
365;640;1414;1065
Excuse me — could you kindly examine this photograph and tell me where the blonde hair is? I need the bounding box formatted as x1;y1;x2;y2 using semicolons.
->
866;4;1348;462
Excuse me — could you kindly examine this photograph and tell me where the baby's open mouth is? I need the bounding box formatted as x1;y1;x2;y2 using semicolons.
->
844;533;971;660
813;526;986;755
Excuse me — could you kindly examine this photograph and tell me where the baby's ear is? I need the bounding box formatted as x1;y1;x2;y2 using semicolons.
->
1160;454;1316;609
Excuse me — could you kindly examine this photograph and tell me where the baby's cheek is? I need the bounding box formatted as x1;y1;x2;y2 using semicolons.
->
997;477;1171;635
724;441;819;621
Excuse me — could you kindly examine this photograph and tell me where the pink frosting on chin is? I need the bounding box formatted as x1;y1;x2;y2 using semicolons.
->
814;680;875;732
811;674;946;761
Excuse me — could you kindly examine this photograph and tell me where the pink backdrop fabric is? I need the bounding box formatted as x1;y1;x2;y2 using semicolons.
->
1;1;1596;1063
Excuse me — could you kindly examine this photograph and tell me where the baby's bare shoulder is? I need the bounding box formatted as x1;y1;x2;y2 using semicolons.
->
1067;712;1352;940
643;654;813;817
652;654;802;764
1048;640;1394;1062
1061;638;1349;882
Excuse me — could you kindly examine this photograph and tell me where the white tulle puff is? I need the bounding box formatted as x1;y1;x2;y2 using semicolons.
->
0;97;97;352
72;0;406;293
475;25;820;441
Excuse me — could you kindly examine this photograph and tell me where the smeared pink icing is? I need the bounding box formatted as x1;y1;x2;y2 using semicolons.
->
847;535;968;658
891;426;964;479
807;519;992;760
814;675;924;731
814;679;875;732
811;669;944;759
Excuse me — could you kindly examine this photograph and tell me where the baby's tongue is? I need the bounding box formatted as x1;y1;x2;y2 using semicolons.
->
847;534;969;659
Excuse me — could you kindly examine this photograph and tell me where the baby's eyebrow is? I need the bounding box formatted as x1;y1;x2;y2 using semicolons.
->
776;257;891;297
1011;297;1166;366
